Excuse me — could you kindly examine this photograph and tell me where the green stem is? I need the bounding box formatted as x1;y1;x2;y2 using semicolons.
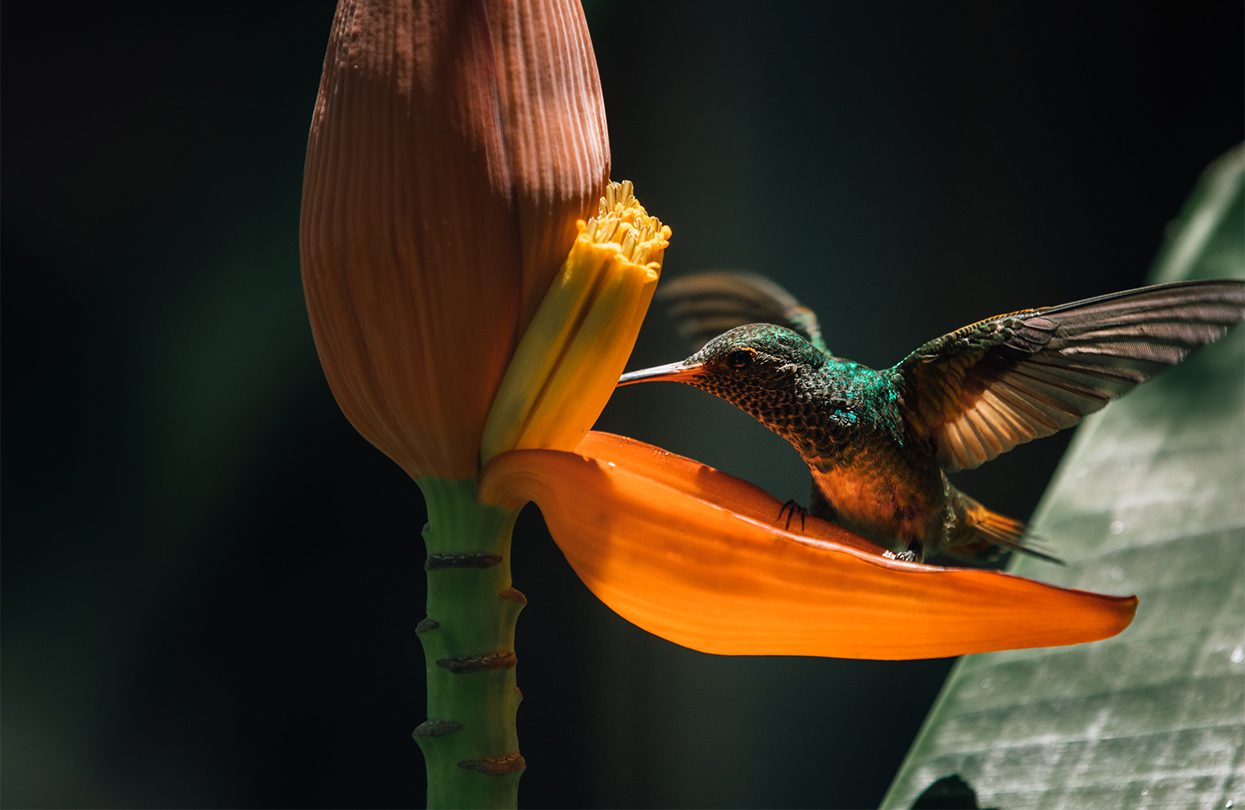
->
413;477;525;809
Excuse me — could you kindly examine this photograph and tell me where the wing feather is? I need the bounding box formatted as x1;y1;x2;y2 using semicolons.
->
897;280;1245;471
657;271;830;354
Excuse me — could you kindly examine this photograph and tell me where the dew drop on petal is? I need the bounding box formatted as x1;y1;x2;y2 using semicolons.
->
1231;646;1244;665
1109;520;1125;535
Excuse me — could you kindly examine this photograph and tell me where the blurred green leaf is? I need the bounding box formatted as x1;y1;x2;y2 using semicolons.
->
883;146;1245;809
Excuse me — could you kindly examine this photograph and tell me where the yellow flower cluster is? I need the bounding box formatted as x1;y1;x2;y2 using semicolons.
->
481;181;670;462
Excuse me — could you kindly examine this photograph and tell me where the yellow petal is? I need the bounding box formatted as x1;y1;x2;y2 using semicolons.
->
300;0;609;479
481;182;670;462
480;434;1137;660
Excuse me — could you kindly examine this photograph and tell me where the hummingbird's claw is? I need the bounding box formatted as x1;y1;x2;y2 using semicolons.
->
777;499;807;532
885;540;925;563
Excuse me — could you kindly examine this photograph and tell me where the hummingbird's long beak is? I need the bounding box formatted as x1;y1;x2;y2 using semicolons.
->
617;361;705;387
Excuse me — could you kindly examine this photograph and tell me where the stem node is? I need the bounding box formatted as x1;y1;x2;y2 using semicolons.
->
458;753;527;777
413;720;464;738
435;652;518;673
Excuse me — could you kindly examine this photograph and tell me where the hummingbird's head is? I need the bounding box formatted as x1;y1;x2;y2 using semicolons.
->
618;324;826;416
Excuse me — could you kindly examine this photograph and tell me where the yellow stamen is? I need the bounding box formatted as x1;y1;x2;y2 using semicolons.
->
481;181;671;463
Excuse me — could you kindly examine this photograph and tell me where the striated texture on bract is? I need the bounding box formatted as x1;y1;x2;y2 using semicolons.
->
300;0;609;479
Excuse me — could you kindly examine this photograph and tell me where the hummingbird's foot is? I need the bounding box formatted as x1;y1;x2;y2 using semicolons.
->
885;540;925;563
777;499;807;531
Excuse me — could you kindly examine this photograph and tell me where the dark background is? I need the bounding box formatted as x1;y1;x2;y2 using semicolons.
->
3;1;1241;807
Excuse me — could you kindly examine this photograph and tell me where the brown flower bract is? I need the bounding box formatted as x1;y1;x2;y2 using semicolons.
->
301;0;610;479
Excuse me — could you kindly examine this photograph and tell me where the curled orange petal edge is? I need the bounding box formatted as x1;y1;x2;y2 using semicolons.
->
479;431;1137;660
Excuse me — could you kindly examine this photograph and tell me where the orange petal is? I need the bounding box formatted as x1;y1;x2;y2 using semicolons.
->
576;432;889;555
480;436;1136;659
301;0;609;479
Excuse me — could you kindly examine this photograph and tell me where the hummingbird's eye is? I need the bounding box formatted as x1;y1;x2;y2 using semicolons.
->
726;348;754;370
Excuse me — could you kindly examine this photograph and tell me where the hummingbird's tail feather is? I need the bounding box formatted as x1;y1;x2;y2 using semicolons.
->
1011;531;1062;560
950;498;1066;565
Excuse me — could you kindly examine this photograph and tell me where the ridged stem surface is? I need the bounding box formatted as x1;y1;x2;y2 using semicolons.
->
414;478;524;809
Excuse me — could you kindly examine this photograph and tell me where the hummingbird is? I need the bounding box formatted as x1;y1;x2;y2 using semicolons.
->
618;273;1245;563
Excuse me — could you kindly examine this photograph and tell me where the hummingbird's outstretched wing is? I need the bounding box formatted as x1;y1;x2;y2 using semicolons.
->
657;272;830;355
894;279;1245;472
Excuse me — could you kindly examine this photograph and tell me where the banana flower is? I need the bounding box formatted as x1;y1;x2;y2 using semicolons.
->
300;1;1136;806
